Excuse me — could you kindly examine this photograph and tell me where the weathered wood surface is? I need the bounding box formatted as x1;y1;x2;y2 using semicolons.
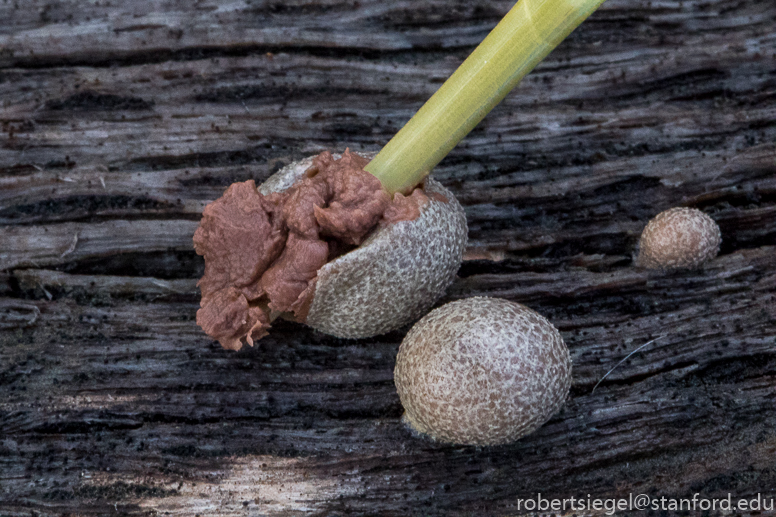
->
1;0;775;515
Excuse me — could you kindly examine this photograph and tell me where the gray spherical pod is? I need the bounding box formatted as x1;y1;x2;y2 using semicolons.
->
636;207;721;270
394;297;571;446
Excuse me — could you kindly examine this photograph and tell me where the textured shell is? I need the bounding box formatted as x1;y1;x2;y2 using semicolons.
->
259;153;468;339
394;297;571;446
637;207;721;270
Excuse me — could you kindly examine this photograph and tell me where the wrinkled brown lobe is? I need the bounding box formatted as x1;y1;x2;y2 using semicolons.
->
193;181;286;297
259;233;329;312
312;151;392;244
382;189;430;224
194;149;428;350
195;287;271;351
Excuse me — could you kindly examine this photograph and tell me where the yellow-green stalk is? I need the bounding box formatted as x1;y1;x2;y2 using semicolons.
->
365;0;607;194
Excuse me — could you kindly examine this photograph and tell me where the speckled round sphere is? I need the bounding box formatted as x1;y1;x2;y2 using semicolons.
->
260;153;468;339
394;297;571;446
637;207;721;270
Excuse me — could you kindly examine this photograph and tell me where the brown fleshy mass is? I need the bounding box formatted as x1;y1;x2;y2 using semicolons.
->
193;181;286;298
310;151;393;244
195;287;271;351
258;233;329;313
381;189;428;224
194;149;433;350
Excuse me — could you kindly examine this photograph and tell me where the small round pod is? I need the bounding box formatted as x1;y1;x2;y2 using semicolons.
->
394;297;571;446
636;207;721;270
260;154;468;339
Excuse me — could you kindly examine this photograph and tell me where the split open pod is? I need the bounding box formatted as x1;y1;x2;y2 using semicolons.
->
193;151;468;349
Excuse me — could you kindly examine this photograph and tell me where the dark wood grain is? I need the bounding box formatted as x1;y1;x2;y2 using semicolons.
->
1;0;775;515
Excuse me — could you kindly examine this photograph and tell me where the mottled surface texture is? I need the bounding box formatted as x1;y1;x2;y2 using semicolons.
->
1;0;775;515
261;154;468;339
637;207;722;269
395;297;571;445
307;175;467;338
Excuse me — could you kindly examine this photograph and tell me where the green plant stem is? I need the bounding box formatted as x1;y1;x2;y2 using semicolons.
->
364;0;607;194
